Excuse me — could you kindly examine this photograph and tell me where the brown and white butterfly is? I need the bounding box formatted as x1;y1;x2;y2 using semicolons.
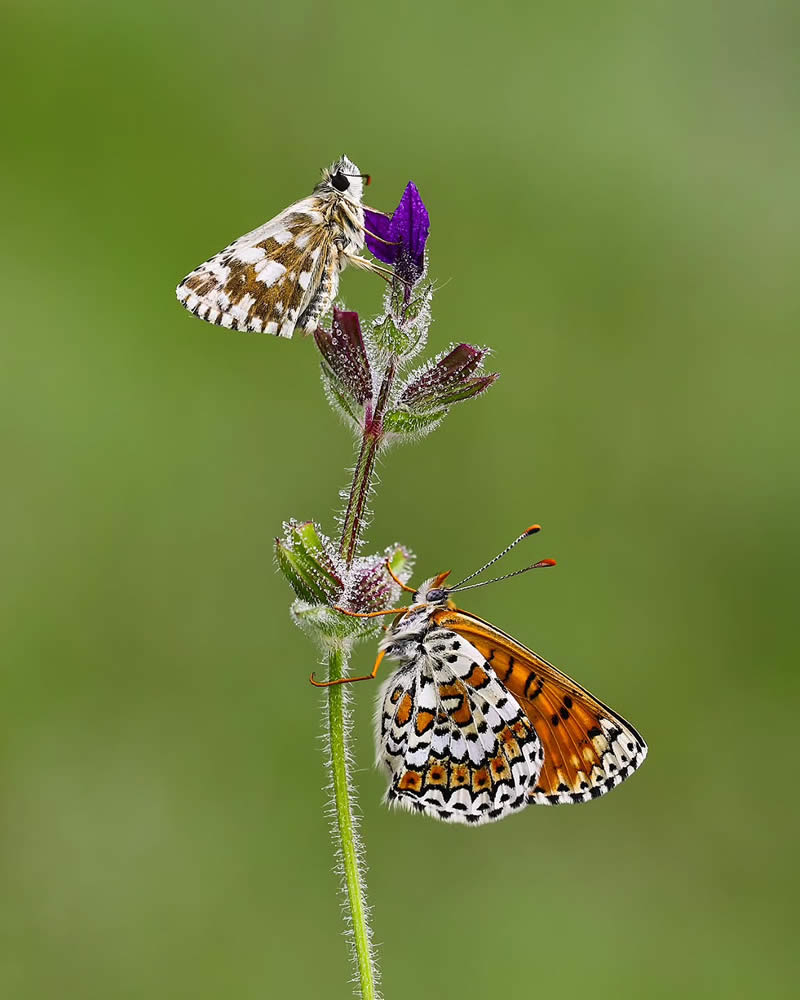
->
176;155;388;338
313;526;647;824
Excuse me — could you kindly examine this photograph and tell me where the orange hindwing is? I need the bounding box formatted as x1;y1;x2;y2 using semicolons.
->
432;608;647;804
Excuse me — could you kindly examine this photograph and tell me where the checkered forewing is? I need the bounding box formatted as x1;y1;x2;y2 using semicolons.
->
176;196;338;338
432;609;648;805
377;625;543;824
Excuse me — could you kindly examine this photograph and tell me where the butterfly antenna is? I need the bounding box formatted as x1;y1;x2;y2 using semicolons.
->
449;559;556;594
450;525;543;589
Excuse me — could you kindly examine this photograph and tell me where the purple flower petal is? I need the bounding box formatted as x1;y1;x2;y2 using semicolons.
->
391;182;429;284
392;182;429;263
364;210;398;265
364;182;430;283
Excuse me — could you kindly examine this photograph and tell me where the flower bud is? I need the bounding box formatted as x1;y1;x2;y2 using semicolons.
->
314;309;373;416
382;344;498;437
347;544;414;614
276;523;415;645
399;344;497;409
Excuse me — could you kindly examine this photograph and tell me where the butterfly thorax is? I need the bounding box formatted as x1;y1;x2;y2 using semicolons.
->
327;197;365;256
379;578;455;659
313;155;366;255
381;605;434;652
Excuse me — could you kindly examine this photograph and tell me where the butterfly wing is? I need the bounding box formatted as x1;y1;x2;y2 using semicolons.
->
432;609;647;805
376;625;543;824
176;196;338;337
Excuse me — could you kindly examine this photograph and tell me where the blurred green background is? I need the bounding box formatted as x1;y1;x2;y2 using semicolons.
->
2;2;798;997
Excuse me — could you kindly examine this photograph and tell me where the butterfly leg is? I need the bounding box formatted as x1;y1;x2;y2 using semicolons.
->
310;649;386;688
333;605;409;618
363;227;402;247
344;253;410;288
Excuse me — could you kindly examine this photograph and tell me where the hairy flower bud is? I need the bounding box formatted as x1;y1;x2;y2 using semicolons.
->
399;344;497;407
276;521;414;643
314;309;374;424
347;545;414;614
383;344;498;437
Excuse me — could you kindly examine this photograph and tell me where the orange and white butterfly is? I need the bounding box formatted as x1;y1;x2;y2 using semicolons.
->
176;155;390;337
314;526;647;824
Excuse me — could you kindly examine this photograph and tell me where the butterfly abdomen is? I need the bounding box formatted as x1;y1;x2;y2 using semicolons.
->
298;249;340;333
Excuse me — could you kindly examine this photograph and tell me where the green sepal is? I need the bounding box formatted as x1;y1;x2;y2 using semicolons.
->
382;406;447;437
371;314;411;356
319;362;362;429
275;521;343;605
291;601;385;644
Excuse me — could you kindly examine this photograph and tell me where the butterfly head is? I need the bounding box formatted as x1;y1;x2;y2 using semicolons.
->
413;571;453;607
319;155;369;203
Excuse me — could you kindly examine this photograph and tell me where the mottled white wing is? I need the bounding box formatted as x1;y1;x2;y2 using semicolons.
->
176;196;336;338
376;626;543;824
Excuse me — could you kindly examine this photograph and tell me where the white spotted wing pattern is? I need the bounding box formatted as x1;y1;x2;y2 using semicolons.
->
176;155;371;338
374;577;647;825
378;618;543;823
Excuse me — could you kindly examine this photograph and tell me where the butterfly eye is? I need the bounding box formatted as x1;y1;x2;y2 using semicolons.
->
425;589;446;602
331;172;350;192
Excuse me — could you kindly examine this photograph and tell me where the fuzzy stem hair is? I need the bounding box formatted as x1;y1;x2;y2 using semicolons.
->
323;357;399;999
325;644;379;1000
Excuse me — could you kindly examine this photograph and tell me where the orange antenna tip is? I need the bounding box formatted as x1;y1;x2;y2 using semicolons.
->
451;526;546;590
534;559;556;568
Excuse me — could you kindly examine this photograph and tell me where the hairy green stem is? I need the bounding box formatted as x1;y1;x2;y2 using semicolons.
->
326;645;377;1000
325;358;398;999
339;431;381;567
338;358;396;565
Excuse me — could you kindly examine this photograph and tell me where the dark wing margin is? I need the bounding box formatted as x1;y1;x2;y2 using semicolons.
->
432;608;648;805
